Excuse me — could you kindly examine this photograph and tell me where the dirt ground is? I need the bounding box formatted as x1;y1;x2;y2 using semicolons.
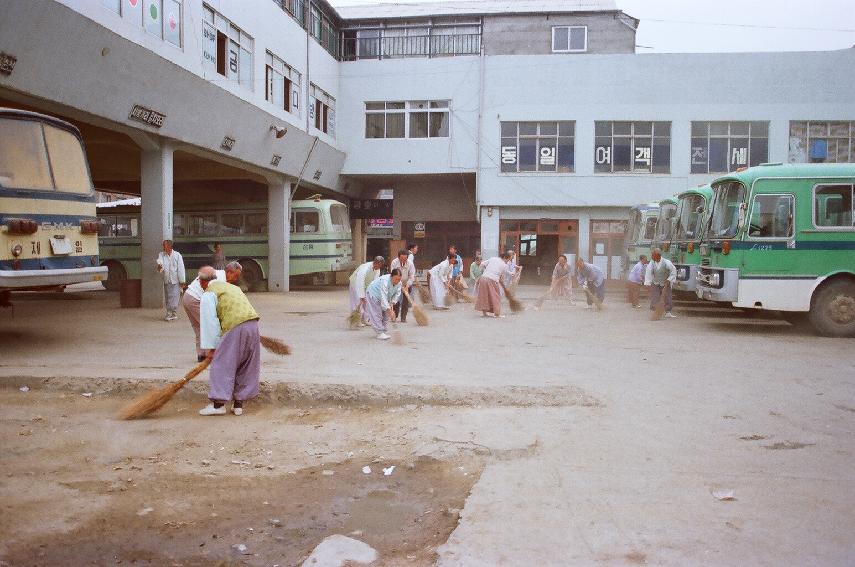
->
0;390;487;567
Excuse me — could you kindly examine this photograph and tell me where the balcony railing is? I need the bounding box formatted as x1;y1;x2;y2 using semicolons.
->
342;34;481;61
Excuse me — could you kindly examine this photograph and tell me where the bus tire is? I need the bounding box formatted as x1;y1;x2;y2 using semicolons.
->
808;278;855;338
102;261;127;292
239;260;264;292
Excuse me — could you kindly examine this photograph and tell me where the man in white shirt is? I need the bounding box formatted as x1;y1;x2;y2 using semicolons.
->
644;248;678;318
390;249;416;323
156;239;186;321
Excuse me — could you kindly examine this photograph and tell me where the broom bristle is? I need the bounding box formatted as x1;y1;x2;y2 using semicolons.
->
411;304;429;326
444;292;455;307
347;309;362;329
503;285;524;313
260;335;291;355
391;329;405;345
118;358;211;420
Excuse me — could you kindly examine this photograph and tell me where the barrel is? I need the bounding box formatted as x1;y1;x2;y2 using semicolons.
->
119;279;142;308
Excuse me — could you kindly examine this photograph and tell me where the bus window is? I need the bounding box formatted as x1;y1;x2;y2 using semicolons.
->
815;184;854;227
245;213;267;234
221;213;245;236
43;124;92;193
115;216;138;237
676;194;706;240
98;216;115;237
642;217;657;241
330;204;349;232
748;194;794;238
655;204;677;241
293;209;319;233
0;118;53;190
189;214;218;236
711;182;745;238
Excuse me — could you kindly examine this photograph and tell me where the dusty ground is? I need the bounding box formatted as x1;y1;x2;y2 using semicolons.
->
0;390;491;567
1;286;854;566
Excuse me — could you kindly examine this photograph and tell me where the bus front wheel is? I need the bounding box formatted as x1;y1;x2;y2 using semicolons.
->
239;260;264;292
809;279;855;338
102;261;127;292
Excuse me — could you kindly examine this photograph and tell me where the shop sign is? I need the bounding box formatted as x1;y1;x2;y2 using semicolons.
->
271;154;282;166
128;104;165;128
0;52;17;76
221;136;235;151
351;199;393;219
414;221;426;239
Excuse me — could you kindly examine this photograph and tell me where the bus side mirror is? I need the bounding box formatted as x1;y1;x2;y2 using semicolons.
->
695;206;705;214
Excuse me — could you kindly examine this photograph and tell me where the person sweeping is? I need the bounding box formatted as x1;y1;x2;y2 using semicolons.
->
197;265;263;416
427;253;457;309
364;268;403;340
348;256;384;326
575;258;606;310
475;252;510;318
645;248;678;319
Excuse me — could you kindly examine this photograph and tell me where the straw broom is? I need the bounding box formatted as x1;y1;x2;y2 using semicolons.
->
501;281;524;313
414;279;431;304
402;287;429;326
651;281;671;321
582;285;605;311
534;274;569;310
347;308;362;329
118;335;291;420
448;286;475;303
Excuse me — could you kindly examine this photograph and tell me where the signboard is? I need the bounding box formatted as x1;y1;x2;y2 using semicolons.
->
202;22;217;67
0;52;17;76
368;218;394;229
414;222;426;239
351;199;393;219
129;104;166;128
221;136;235;151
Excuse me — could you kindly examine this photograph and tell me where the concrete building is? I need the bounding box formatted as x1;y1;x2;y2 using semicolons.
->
2;0;854;301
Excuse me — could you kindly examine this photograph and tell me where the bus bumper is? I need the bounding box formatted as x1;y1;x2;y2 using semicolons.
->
0;266;108;289
672;264;698;293
696;267;739;302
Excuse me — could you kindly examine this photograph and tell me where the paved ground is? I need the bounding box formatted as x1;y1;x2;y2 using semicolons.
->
1;286;854;565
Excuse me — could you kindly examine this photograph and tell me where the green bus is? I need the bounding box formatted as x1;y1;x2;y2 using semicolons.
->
652;196;678;253
97;195;353;290
665;185;714;293
623;202;659;273
697;163;855;336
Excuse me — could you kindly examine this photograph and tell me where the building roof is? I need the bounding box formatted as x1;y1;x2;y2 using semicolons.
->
333;0;620;21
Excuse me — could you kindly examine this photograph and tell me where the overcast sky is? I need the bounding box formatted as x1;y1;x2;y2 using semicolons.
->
328;0;855;53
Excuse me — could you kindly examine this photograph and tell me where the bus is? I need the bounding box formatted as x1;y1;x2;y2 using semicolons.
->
623;202;659;273
0;108;107;300
696;163;855;337
652;196;678;252
665;185;714;293
97;195;353;291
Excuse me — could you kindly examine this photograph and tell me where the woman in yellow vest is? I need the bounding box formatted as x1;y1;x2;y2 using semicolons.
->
198;264;261;416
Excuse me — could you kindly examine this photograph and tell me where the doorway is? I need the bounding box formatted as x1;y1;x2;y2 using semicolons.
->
500;220;578;284
589;220;627;280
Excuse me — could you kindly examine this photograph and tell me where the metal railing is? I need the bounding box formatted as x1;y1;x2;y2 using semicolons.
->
342;33;481;61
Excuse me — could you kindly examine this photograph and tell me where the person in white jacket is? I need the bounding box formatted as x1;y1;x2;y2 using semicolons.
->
364;269;403;340
644;248;678;318
348;256;384;325
156;239;186;321
427;253;457;309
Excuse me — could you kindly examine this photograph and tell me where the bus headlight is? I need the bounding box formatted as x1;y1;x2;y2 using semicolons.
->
11;244;23;257
710;273;721;287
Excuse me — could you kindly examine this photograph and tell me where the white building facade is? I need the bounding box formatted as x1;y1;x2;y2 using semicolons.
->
2;0;854;296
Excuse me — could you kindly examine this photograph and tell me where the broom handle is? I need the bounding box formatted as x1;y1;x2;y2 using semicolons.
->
177;357;212;388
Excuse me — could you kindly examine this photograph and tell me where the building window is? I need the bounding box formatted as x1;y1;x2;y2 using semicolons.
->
272;0;306;26
265;51;301;116
202;5;253;90
552;26;587;53
310;84;335;136
789;121;855;163
594;121;671;174
104;0;182;47
310;5;339;58
814;184;854;228
691;121;768;173
365;101;450;139
500;121;575;173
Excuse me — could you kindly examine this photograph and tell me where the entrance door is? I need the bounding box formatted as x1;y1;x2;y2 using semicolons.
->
500;219;578;284
590;220;627;280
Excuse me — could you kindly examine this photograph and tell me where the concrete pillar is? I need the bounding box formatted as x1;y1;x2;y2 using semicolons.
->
140;143;174;308
480;206;500;258
267;179;291;292
577;213;591;262
352;219;366;264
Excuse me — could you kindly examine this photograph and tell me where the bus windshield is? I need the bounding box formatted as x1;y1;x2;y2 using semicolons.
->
675;194;706;240
0;118;92;194
627;211;643;243
329;204;349;232
655;203;677;241
642;217;657;241
710;181;746;239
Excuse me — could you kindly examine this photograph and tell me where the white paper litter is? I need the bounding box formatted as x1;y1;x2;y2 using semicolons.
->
136;507;154;516
383;466;395;476
362;466;371;474
712;489;736;501
82;392;93;398
19;386;30;392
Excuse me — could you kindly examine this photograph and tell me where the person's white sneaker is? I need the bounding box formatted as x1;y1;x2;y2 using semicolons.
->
232;405;243;416
665;311;677;318
376;332;391;340
199;403;227;416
